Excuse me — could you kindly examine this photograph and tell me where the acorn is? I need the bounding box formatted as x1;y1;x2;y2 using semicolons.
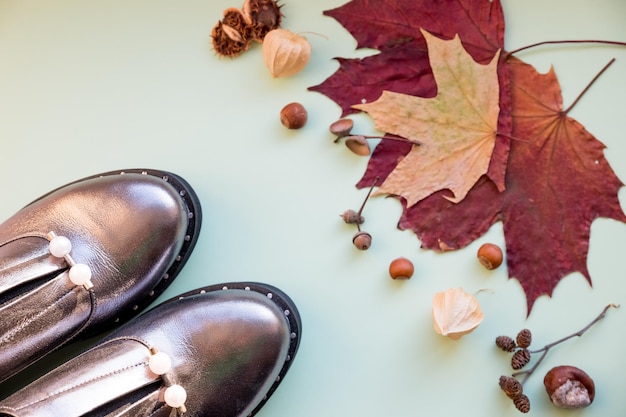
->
352;231;372;250
341;209;364;225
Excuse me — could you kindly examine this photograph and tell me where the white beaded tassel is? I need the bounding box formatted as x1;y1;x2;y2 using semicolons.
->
149;347;187;414
47;231;94;290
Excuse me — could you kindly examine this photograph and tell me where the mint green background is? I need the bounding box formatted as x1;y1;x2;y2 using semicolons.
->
1;1;625;415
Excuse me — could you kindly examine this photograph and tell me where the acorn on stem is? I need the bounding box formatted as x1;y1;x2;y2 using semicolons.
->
352;231;372;250
341;177;379;250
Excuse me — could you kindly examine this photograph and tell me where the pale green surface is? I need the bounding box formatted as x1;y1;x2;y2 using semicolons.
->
0;0;625;415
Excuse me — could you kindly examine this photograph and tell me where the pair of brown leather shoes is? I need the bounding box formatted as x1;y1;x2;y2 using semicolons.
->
0;169;301;417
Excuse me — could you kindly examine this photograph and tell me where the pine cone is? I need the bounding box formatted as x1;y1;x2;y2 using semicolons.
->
499;375;523;399
516;329;532;349
511;348;531;370
496;335;517;352
513;394;531;413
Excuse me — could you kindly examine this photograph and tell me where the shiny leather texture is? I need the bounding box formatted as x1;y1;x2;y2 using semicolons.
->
0;282;302;417
0;169;202;383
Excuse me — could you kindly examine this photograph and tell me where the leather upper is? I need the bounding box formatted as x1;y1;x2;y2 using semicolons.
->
0;171;196;382
0;286;298;417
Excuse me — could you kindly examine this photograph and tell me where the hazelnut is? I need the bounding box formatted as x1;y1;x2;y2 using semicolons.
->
352;231;372;250
280;102;307;129
544;365;595;409
329;118;354;138
477;243;503;270
389;257;414;280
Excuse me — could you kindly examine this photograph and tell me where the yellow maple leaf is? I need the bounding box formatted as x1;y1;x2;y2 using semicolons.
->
353;29;500;206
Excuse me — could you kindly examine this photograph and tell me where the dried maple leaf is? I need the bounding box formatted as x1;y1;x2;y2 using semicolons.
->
312;0;626;314
392;58;626;314
310;0;512;191
353;30;500;206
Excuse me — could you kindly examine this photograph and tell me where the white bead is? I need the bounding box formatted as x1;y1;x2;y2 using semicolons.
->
148;351;172;375
49;236;72;258
164;384;187;408
68;263;92;286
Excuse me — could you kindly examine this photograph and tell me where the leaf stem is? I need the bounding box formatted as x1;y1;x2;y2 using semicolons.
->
563;58;615;115
358;135;422;146
357;176;379;218
512;304;619;385
507;39;626;57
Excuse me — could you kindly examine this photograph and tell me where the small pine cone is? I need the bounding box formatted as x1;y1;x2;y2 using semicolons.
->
495;335;517;352
516;329;532;349
511;348;531;370
499;375;523;399
513;394;531;413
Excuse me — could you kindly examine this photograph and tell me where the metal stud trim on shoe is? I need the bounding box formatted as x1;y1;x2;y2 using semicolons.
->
47;231;94;290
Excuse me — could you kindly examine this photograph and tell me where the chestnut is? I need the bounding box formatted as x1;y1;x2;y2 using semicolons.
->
544;365;595;409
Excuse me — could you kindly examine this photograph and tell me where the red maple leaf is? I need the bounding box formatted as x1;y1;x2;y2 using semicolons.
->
385;58;626;313
312;1;626;314
310;0;512;190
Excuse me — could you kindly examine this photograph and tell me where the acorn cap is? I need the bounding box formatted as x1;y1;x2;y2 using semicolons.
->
329;118;354;138
345;135;371;156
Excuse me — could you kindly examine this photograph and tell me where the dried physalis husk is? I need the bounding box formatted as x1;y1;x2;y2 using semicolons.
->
432;287;484;340
242;0;283;41
262;29;311;78
211;8;254;57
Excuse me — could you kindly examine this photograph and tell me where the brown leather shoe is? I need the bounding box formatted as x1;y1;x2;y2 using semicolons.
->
0;282;301;417
0;169;201;383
